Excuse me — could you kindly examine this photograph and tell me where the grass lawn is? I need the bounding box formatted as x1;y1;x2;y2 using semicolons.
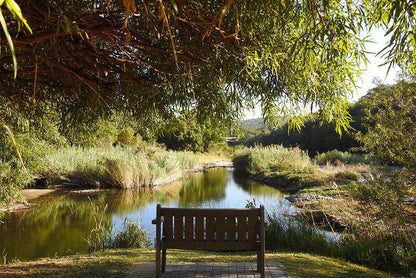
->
0;249;396;278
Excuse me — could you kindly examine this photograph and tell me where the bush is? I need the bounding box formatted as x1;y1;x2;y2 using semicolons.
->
112;219;151;248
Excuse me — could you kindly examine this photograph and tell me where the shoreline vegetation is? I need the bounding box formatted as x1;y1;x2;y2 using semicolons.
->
233;145;416;276
0;144;232;212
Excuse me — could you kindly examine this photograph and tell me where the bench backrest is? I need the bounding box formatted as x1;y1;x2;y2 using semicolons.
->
156;205;264;251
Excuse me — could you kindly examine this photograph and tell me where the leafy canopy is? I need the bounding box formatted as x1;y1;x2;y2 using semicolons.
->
0;0;414;129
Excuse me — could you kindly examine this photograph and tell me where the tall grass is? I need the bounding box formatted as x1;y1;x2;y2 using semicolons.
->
233;145;315;175
85;202;150;252
266;213;416;276
43;146;202;188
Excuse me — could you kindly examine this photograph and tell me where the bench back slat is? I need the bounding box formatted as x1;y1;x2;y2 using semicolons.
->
174;214;183;240
237;215;246;242
195;215;204;241
164;214;173;241
206;215;215;241
247;214;258;242
216;216;226;242
160;207;261;246
185;215;193;241
227;216;236;241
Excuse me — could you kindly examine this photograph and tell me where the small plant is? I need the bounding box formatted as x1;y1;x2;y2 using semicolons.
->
111;218;151;248
245;198;257;209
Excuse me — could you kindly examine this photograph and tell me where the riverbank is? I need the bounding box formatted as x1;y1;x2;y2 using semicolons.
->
0;248;394;278
0;160;232;214
0;145;232;210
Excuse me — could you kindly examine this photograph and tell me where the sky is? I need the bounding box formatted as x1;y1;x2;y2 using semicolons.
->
244;28;400;119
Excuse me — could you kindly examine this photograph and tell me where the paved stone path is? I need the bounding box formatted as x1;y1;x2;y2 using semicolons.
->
126;262;286;278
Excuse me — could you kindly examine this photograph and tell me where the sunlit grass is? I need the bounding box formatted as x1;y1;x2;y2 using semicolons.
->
0;249;395;278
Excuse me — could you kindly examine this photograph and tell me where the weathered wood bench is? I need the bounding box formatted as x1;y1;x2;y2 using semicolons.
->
152;204;265;278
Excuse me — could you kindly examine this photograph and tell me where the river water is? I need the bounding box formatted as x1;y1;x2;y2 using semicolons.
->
0;168;294;262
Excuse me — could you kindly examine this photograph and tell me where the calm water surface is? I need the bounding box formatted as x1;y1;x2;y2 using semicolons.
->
0;168;293;261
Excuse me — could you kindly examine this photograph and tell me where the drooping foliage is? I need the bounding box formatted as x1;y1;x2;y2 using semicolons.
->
0;0;370;129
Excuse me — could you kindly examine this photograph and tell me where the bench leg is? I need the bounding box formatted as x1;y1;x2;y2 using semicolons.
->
257;245;265;278
156;240;160;277
161;241;166;272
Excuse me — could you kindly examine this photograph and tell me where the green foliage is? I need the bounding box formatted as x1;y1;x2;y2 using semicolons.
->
357;81;416;167
314;150;371;165
364;0;416;76
157;112;228;152
0;161;31;204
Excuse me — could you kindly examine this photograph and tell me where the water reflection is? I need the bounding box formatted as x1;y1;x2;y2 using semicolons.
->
177;169;227;207
0;168;288;262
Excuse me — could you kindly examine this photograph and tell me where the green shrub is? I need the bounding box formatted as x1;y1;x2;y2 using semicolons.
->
116;127;140;146
314;150;371;165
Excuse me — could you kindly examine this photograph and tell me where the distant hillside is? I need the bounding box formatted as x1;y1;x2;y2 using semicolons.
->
241;118;264;129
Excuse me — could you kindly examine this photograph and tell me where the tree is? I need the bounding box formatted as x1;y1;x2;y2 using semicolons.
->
357;81;416;167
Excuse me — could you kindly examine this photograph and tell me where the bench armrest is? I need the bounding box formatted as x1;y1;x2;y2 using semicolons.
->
152;216;164;225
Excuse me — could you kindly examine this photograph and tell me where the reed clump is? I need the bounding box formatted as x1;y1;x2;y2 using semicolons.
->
233;145;316;175
43;145;202;188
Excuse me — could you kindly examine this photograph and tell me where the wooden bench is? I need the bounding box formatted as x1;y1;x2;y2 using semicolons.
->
152;204;265;278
